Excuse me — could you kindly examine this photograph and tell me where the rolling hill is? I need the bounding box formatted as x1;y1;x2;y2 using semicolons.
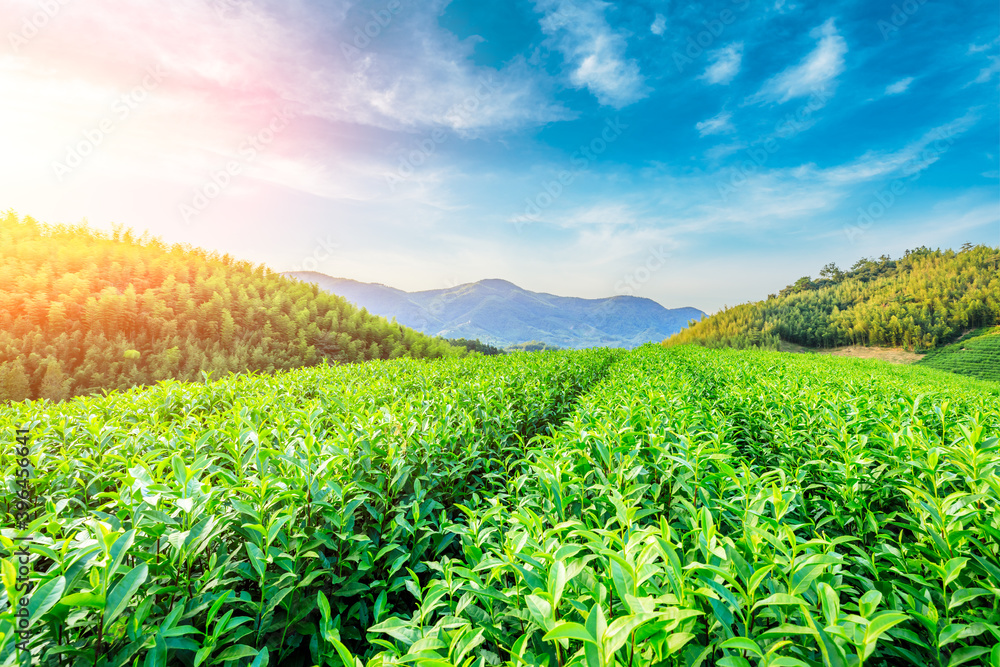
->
0;213;462;402
664;245;999;353
283;273;704;349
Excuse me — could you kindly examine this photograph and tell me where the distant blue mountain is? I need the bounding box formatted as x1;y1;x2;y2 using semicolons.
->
283;272;705;349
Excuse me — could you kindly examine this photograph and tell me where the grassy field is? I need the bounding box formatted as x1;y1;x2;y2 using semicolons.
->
1;346;998;667
917;327;1000;382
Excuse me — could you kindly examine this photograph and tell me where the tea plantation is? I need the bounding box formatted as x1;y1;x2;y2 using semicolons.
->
2;346;998;667
918;327;1000;383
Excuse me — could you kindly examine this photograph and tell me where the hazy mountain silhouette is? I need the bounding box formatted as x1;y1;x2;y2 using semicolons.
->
284;273;705;349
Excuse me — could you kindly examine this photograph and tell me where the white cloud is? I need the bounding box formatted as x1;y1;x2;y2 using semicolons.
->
973;56;1000;84
7;0;573;137
547;202;638;227
811;112;980;185
696;111;734;136
536;0;648;108
701;43;743;85
967;38;999;84
651;13;667;36
884;76;913;95
704;141;747;160
968;37;999;54
752;18;846;103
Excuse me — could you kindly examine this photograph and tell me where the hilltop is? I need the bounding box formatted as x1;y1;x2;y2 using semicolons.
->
282;273;704;349
0;213;461;402
664;245;999;353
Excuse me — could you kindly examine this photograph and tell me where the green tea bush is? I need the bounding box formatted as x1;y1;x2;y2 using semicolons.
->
0;350;619;666
918;327;1000;382
2;345;998;667
357;347;999;667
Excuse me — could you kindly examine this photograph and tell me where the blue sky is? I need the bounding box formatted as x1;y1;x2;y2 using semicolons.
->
1;0;997;312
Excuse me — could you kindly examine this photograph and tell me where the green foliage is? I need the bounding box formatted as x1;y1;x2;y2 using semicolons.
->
0;348;619;666
0;361;29;403
0;212;463;402
666;246;1000;351
918;326;1000;382
1;345;998;667
508;341;562;352
446;339;506;356
37;360;70;402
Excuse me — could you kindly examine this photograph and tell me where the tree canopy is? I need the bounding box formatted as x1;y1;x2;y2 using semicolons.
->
0;212;463;402
664;245;1000;351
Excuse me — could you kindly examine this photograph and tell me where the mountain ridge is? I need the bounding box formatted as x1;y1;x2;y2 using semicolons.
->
282;272;704;349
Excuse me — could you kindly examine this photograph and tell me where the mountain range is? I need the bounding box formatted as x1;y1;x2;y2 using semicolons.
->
282;272;705;349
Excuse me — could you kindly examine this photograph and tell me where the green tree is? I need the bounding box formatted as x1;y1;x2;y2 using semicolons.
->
38;359;70;402
0;361;30;402
220;309;236;349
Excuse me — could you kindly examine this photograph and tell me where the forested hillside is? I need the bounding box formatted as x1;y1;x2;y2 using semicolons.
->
0;212;461;402
665;245;1000;351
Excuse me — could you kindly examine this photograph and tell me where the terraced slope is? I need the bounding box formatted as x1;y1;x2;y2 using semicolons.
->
918;326;1000;382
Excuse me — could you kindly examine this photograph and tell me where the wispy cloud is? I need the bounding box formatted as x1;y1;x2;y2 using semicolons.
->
536;0;648;108
7;0;580;138
752;18;846;103
973;56;999;84
704;141;747;160
701;43;743;85
812;112;981;185
651;13;666;36
884;76;913;95
2;0;996;315
968;37;999;54
548;202;638;227
696;111;734;137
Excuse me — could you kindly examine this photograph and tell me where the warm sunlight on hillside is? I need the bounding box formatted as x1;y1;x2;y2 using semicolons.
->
0;2;997;665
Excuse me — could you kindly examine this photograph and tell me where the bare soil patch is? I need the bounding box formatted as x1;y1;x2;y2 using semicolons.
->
817;345;923;364
778;341;924;364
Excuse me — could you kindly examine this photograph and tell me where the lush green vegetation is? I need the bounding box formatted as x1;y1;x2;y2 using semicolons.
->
2;346;998;667
446;339;506;356
665;245;999;352
0;213;462;403
917;326;1000;382
507;341;562;352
